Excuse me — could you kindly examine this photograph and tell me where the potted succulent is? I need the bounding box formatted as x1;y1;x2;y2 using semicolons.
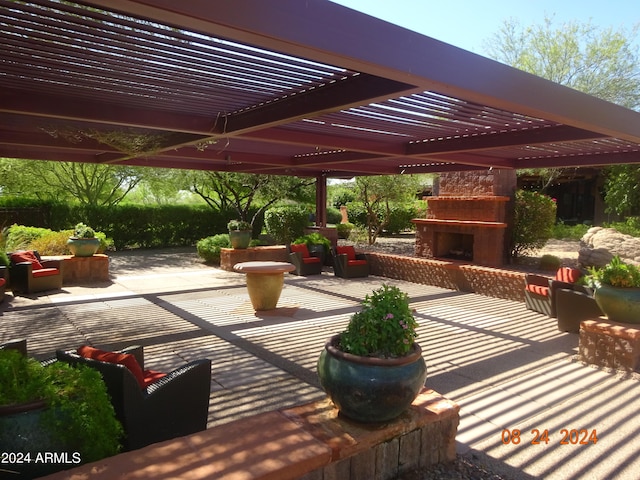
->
586;256;640;324
0;349;123;478
317;284;427;423
293;232;331;265
227;220;253;249
67;222;100;257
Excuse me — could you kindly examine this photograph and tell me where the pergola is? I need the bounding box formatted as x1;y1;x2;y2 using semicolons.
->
3;0;640;222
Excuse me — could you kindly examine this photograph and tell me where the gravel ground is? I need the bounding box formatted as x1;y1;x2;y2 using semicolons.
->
395;453;517;480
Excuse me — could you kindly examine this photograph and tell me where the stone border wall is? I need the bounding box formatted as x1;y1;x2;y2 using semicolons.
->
367;252;526;303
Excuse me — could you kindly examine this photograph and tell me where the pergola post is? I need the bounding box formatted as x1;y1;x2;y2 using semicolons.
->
316;175;327;227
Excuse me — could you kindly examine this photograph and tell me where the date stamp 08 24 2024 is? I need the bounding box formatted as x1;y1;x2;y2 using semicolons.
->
501;429;598;445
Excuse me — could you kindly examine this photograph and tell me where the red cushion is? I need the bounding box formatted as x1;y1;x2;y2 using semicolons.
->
336;246;356;260
32;268;60;278
290;243;310;257
302;256;321;264
143;370;167;387
347;259;367;266
78;345;147;389
11;251;43;270
526;284;549;296
556;267;581;283
0;278;5;287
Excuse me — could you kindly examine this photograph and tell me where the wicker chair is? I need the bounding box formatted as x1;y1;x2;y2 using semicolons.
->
332;246;369;278
524;267;582;317
56;345;212;451
288;243;323;275
10;250;63;294
556;285;603;333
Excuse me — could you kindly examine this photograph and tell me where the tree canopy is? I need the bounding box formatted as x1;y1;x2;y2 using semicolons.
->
485;16;640;205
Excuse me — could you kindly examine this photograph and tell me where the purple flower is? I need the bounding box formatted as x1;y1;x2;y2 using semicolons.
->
385;313;394;320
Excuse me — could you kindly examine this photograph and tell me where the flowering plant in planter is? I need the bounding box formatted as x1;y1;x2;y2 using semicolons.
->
339;284;418;358
318;284;426;423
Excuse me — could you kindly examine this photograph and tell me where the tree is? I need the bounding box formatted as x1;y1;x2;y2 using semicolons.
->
485;16;640;109
354;174;422;245
485;16;640;196
188;172;315;225
602;164;640;216
0;159;143;207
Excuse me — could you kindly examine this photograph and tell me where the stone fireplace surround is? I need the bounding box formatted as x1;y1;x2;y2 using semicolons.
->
412;170;516;267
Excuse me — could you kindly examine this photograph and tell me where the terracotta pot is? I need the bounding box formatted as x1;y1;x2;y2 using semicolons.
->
317;334;427;423
594;284;640;324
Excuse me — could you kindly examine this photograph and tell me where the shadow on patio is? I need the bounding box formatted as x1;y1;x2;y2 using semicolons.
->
1;261;639;479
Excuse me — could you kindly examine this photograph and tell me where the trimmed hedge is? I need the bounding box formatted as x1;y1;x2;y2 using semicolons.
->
0;199;263;251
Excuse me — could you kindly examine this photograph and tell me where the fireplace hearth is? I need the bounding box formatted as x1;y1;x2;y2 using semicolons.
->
412;170;515;266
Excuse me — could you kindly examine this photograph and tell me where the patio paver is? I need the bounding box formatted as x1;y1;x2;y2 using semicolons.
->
1;255;639;479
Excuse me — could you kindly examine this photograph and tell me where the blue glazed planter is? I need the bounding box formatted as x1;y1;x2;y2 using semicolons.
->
67;237;100;257
317;335;427;423
594;285;640;324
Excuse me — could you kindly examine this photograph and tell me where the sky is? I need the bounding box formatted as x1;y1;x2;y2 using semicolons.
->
329;0;639;54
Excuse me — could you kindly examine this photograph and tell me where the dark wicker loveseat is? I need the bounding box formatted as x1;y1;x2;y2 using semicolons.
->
10;250;63;294
56;345;212;451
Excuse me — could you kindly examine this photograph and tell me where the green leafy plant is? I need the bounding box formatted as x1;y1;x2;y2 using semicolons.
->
293;232;331;252
227;219;252;231
586;256;640;288
0;349;122;462
264;205;309;244
339;284;418;358
336;222;354;239
511;190;557;259
72;222;96;238
196;234;230;263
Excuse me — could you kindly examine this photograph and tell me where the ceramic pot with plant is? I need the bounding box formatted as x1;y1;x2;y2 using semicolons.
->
67;222;100;257
227;220;253;249
317;284;427;423
0;349;122;478
587;256;640;324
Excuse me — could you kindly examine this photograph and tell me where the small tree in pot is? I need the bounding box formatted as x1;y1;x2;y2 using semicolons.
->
317;284;426;422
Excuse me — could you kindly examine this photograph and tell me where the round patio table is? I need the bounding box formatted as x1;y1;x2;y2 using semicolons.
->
233;261;295;311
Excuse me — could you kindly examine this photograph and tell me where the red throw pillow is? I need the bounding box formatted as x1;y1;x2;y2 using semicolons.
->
290;243;310;257
556;267;581;284
78;345;146;389
10;251;44;270
336;245;356;260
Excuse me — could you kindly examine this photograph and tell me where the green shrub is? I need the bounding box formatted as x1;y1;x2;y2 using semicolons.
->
345;201;417;234
336;222;354;239
5;225;53;251
326;207;342;225
551;222;590;240
264;205;309;244
196;234;230;263
511;190;557;259
30;230;73;255
604;217;640;238
539;254;561;271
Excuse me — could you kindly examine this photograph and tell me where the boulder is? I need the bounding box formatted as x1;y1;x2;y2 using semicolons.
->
579;227;640;268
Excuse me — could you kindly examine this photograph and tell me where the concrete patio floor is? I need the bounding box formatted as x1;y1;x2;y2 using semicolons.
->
1;250;639;480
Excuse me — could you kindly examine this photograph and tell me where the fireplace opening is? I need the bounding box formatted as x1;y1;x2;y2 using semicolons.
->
435;232;473;261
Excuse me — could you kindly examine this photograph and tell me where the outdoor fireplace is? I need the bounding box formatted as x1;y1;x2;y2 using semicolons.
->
412;170;515;266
